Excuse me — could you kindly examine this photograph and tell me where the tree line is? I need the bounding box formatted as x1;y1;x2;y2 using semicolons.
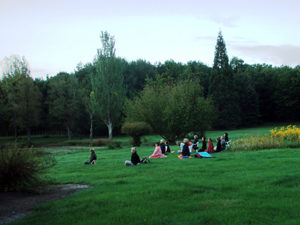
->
0;31;299;143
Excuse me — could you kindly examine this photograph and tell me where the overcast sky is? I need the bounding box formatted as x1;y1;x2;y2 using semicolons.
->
0;0;299;79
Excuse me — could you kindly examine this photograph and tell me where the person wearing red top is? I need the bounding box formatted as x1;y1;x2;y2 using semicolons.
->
206;138;214;153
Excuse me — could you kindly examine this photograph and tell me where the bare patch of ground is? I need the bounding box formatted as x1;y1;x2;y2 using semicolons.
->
0;184;89;225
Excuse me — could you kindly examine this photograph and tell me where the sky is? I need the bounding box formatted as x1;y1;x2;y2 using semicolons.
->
0;0;299;79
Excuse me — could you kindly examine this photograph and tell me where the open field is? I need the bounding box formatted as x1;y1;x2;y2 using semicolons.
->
3;125;300;225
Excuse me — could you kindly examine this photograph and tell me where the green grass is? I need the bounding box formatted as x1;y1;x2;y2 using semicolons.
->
5;125;300;225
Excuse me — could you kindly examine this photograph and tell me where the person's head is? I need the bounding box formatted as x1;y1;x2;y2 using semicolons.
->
131;147;137;153
165;141;168;145
194;135;198;139
183;138;189;143
208;138;212;142
160;139;164;144
202;136;206;141
224;132;228;137
155;142;160;146
216;137;220;142
221;136;224;140
90;148;95;154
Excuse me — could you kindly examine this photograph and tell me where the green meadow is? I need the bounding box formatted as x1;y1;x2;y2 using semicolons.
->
7;125;300;225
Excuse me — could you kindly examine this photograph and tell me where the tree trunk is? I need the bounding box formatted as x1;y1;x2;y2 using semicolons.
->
89;112;93;145
67;126;72;140
27;128;31;146
107;122;113;140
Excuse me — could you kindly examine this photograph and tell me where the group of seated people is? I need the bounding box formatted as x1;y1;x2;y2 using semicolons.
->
85;133;230;166
177;133;230;156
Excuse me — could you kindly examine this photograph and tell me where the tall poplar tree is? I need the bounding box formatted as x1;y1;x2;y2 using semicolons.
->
91;31;125;140
209;32;240;128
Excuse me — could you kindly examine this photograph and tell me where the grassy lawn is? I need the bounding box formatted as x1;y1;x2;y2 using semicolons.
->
5;125;300;225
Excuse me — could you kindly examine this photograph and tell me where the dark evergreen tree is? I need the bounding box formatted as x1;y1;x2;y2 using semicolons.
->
209;32;240;128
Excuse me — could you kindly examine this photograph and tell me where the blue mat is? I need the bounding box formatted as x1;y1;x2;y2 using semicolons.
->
195;152;215;158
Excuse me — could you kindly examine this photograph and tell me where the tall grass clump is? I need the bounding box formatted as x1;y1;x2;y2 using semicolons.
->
0;147;56;192
230;125;300;151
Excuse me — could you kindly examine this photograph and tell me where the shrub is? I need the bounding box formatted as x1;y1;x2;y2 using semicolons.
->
270;125;300;141
0;147;56;192
230;125;300;151
122;122;152;146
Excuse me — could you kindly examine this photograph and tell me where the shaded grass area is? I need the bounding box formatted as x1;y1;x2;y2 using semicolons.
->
9;144;300;225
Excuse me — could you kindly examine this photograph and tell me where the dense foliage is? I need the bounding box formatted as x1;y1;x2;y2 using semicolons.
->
121;122;152;146
0;32;299;140
125;79;215;142
0;148;56;192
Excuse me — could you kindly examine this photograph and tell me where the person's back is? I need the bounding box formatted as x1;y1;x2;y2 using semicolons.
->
131;152;141;165
206;138;214;153
160;140;166;154
216;138;222;152
182;141;190;156
221;137;226;150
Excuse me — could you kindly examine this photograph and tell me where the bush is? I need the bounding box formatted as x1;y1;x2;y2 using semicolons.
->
0;147;56;192
122;122;152;146
230;125;300;151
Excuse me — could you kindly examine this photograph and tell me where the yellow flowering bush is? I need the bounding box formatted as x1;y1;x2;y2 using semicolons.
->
230;125;300;151
270;125;300;141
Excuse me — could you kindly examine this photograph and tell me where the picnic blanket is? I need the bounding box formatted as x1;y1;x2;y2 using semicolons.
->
177;155;192;159
194;152;215;158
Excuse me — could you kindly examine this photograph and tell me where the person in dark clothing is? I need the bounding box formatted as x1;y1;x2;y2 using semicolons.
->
125;147;147;166
192;135;199;150
84;149;97;164
160;139;166;154
224;133;229;143
131;148;141;165
220;136;226;150
214;138;222;152
182;138;190;156
200;136;207;152
165;141;171;153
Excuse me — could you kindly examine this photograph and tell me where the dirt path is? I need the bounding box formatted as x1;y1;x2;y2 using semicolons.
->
0;184;89;225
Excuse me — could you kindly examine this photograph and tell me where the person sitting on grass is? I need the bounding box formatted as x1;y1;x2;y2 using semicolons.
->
224;132;229;143
182;138;190;156
199;136;207;152
214;137;222;152
125;147;147;166
160;139;166;154
206;138;214;153
149;142;167;159
84;148;97;165
192;135;199;150
221;136;226;150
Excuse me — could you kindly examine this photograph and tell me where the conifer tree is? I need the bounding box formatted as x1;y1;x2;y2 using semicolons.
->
209;32;240;128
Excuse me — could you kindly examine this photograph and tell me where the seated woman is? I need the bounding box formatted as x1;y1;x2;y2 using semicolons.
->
177;141;185;153
199;136;207;152
206;138;214;153
182;138;190;156
214;137;222;152
192;135;199;150
84;149;97;164
220;136;226;150
165;141;170;153
125;147;144;166
224;132;229;143
149;142;167;159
